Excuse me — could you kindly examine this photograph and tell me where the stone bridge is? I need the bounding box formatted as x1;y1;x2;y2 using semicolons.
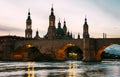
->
1;38;120;61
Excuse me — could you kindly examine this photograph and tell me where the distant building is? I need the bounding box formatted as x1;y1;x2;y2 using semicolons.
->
44;6;73;39
24;6;90;39
83;18;89;38
25;9;32;38
34;30;41;39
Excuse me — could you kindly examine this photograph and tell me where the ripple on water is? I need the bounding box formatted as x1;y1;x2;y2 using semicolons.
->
0;61;120;77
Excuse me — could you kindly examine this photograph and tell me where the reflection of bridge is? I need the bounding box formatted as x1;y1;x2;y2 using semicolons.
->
1;38;120;61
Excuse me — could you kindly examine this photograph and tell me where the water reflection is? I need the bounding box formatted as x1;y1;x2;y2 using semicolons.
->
113;65;119;76
109;64;120;77
26;61;80;77
27;62;35;77
0;61;120;77
25;61;105;77
68;61;78;77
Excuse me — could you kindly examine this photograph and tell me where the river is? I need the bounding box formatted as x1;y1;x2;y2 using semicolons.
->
0;60;120;77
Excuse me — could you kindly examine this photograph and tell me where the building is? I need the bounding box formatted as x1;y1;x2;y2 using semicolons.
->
44;6;74;39
24;6;90;39
25;9;32;39
83;18;90;38
34;29;41;39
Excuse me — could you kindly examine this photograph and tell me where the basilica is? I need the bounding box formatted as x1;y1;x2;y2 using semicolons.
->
25;6;89;39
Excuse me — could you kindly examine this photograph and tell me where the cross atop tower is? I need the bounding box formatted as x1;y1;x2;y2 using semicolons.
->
51;4;54;15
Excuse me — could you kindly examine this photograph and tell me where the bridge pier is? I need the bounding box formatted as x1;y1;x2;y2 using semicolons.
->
1;41;14;60
82;38;97;62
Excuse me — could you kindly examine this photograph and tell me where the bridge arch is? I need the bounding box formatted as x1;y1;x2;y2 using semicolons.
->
96;43;120;61
55;43;83;61
13;44;42;61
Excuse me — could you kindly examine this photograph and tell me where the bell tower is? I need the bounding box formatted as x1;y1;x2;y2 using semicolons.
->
47;5;56;39
25;9;32;38
83;17;89;38
63;20;67;35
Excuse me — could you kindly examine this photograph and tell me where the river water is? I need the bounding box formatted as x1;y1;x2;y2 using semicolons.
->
0;61;120;77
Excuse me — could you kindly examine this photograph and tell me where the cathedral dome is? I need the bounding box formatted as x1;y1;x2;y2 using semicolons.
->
56;28;64;35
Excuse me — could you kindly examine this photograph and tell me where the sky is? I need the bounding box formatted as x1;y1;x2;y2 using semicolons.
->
0;0;120;38
105;44;120;55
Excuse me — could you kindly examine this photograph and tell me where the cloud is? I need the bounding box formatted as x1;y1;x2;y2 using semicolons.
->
0;24;24;32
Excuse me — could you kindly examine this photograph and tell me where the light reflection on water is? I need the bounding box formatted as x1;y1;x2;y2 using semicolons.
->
27;62;35;77
0;61;120;77
68;61;78;77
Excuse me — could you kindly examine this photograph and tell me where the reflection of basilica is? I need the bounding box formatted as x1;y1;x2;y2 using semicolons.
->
68;61;78;77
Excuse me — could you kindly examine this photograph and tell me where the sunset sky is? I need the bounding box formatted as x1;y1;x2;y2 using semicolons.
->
0;0;120;38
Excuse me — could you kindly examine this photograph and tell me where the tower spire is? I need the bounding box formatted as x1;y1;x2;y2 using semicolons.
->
78;33;80;39
83;17;89;38
63;19;67;35
34;29;40;39
64;18;66;24
58;18;61;28
27;9;31;20
49;4;55;27
47;5;56;39
25;9;32;38
85;15;87;23
51;4;54;15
